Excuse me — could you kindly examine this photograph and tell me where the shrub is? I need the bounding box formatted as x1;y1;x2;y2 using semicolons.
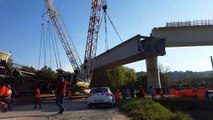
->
172;112;193;120
121;99;153;112
119;99;193;120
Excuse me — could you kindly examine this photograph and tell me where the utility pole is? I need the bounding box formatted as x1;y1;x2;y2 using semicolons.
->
211;56;213;70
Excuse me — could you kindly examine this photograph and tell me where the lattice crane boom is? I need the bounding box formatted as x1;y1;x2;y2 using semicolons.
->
83;0;102;83
45;0;104;84
45;0;82;74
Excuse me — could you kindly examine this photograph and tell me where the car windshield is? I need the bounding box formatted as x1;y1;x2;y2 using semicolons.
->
90;88;108;93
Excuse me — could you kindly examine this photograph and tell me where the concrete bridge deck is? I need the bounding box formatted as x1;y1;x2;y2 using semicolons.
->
94;34;166;70
152;25;213;47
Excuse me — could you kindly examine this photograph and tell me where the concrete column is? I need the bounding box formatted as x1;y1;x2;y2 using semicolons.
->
146;57;161;88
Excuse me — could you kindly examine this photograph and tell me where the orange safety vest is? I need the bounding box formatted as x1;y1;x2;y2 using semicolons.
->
160;89;164;95
0;86;12;97
34;88;40;98
116;91;121;101
68;91;72;97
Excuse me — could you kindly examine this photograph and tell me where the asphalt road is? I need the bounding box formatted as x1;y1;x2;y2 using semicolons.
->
0;101;129;120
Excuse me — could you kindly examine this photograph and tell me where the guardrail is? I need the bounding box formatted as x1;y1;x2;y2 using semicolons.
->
166;20;213;27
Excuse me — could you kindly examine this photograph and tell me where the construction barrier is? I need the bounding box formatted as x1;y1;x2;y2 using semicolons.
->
170;88;206;99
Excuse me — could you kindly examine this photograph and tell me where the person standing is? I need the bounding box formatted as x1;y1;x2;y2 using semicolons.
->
10;85;17;111
149;87;155;99
55;75;72;114
160;88;164;98
33;86;41;109
129;81;135;99
115;90;121;101
0;84;12;112
139;86;145;98
154;87;157;99
67;90;72;102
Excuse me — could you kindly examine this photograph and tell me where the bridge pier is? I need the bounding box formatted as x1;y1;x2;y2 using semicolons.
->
146;56;161;88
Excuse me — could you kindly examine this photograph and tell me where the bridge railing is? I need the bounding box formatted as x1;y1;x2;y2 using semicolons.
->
166;20;213;27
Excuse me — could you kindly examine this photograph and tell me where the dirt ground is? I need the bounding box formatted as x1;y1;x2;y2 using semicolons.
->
0;101;130;120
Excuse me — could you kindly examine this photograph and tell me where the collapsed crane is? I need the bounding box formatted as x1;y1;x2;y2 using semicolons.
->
45;0;103;85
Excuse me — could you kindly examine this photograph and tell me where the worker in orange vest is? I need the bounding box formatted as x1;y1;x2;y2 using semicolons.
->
160;88;164;98
55;75;72;114
0;84;12;112
33;86;41;109
115;90;121;101
67;90;72;102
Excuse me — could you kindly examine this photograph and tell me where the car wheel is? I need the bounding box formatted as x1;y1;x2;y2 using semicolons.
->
88;104;92;108
94;104;98;108
109;103;114;108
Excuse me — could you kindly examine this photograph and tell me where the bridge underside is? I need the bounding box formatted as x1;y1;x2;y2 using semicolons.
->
147;24;213;88
94;34;166;70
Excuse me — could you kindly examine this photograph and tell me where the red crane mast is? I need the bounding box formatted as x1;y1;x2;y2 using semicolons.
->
45;0;104;84
83;0;102;83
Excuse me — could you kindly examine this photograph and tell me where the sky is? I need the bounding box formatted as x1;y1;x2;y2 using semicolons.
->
0;0;213;72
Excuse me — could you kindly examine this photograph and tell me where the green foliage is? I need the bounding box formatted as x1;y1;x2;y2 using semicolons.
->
91;66;137;90
21;66;37;73
136;75;148;89
172;112;193;120
119;99;192;120
36;66;57;79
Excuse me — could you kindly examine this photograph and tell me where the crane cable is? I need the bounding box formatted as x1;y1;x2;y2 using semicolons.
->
49;20;62;69
38;1;62;70
106;12;123;43
47;19;63;69
43;21;48;68
38;15;62;69
104;9;109;50
38;19;44;70
38;1;47;70
101;4;123;51
47;21;53;68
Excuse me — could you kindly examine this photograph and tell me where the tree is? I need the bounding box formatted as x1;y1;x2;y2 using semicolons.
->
36;66;57;79
159;63;171;88
136;75;148;89
91;66;137;91
21;66;37;73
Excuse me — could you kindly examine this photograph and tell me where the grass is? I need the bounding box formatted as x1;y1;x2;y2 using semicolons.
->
118;99;192;120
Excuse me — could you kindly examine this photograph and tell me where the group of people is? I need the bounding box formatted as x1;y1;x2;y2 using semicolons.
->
115;86;146;101
1;75;166;114
115;86;164;101
0;84;14;112
149;87;164;99
33;74;72;114
0;74;72;114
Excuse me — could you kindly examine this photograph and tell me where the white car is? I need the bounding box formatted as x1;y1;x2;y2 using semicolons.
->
87;87;115;108
207;90;213;99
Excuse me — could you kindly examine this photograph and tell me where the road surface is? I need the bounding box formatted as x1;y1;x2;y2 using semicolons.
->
0;101;129;120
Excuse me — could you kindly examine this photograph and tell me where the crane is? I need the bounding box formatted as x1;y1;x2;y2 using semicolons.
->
45;0;103;85
83;0;102;83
